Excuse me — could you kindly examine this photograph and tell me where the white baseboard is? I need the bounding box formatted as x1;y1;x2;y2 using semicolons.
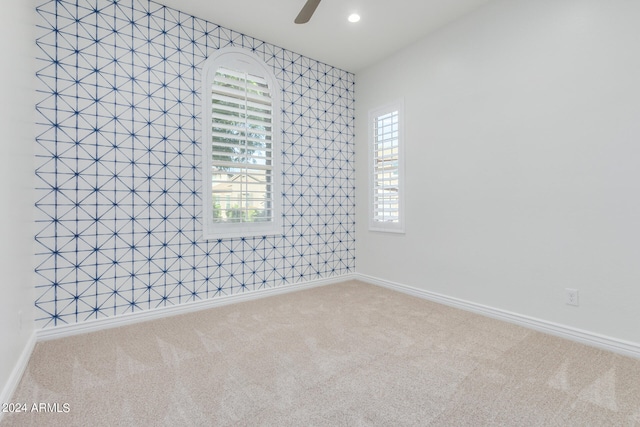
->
354;273;640;359
26;271;639;376
37;274;355;342
0;331;36;419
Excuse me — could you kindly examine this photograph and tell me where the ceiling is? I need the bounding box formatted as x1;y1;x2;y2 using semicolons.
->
156;0;494;72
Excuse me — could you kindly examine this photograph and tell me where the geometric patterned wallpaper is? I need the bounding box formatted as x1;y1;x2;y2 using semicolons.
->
34;0;355;328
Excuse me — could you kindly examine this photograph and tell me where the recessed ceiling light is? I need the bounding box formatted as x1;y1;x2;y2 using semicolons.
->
348;13;360;23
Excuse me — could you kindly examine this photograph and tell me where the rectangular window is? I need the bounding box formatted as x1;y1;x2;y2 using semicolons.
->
369;100;404;233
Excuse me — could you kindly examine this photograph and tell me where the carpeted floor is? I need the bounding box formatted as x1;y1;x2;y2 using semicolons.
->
2;280;640;426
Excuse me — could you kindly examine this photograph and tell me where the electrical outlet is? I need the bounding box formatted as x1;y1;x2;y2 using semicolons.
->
565;288;579;306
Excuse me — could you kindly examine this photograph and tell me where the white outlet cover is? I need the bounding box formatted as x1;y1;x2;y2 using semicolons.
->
565;288;579;306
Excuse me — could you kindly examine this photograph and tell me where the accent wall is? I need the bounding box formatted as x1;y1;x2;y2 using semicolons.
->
34;0;355;327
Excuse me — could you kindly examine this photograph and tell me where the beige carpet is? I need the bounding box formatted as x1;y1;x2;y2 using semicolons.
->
2;280;640;426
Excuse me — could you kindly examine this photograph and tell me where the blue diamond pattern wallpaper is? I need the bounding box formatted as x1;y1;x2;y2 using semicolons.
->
34;0;355;328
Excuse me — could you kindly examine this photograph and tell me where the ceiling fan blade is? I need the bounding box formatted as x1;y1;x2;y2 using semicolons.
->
294;0;321;24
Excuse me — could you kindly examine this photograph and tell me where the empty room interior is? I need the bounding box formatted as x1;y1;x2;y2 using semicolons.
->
1;0;640;425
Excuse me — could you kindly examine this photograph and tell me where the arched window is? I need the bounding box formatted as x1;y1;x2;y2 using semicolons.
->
201;48;282;239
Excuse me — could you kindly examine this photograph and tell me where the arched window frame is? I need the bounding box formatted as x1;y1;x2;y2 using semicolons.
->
201;48;282;239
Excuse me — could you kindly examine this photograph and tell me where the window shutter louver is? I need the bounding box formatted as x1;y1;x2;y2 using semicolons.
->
210;67;274;225
373;111;399;224
369;101;404;233
202;49;281;239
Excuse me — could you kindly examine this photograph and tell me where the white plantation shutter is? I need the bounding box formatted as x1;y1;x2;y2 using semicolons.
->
211;68;274;224
369;101;404;233
202;49;281;239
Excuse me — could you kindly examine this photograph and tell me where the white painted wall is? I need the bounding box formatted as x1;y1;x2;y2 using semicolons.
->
356;0;640;344
0;0;36;402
